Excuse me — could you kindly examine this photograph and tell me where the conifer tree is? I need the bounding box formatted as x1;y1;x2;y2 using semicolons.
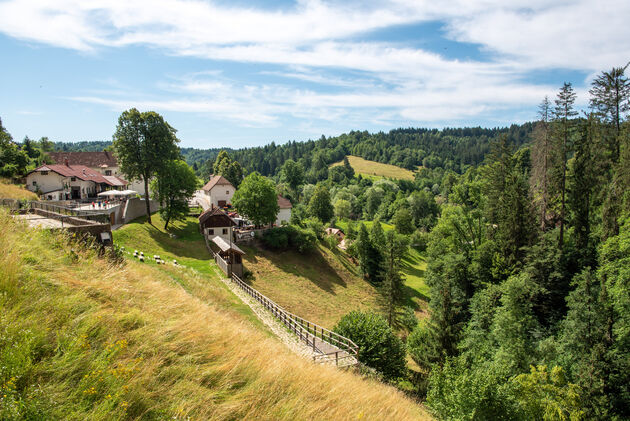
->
553;83;578;248
530;96;554;230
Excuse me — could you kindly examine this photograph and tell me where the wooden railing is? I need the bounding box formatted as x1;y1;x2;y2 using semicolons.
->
231;273;358;366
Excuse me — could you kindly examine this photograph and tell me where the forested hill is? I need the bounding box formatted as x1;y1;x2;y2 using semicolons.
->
53;123;533;176
229;124;534;178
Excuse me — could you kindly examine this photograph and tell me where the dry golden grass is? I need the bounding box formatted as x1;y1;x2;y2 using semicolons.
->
242;243;384;328
331;156;416;180
0;178;38;200
0;210;430;420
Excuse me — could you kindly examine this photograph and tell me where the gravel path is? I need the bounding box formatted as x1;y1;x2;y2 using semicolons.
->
214;271;318;360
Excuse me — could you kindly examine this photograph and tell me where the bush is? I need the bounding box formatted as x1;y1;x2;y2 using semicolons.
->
410;229;429;251
324;234;338;250
302;217;324;239
333;311;406;380
261;226;316;254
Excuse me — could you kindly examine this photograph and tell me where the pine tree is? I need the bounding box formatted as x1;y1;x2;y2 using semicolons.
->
553;83;578;248
530;97;554;230
382;230;409;326
589;64;630;163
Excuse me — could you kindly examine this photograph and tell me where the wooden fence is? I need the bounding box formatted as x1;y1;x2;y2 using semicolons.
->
230;273;358;366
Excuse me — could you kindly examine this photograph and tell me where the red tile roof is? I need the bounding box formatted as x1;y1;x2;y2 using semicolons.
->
30;164;127;186
277;195;292;209
48;151;118;168
202;175;234;191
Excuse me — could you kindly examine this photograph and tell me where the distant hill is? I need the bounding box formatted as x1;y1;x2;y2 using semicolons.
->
53;123;534;180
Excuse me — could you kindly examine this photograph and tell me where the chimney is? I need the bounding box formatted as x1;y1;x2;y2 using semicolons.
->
64;158;70;167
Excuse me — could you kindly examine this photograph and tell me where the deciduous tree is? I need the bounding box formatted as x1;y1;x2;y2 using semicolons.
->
151;160;198;230
232;172;279;226
113;109;180;223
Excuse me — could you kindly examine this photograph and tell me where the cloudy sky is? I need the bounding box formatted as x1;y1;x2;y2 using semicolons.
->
0;0;628;148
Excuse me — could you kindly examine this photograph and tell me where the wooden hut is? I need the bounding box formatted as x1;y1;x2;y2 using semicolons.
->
199;207;236;243
211;236;245;278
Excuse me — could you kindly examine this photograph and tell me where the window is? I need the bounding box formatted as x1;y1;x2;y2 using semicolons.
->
226;190;229;194
32;181;37;186
222;228;228;235
71;177;76;182
105;170;112;176
41;171;48;175
208;229;214;235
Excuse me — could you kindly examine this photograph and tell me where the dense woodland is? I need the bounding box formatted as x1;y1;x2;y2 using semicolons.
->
2;63;629;420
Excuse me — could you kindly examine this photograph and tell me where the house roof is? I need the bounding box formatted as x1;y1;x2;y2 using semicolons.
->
202;175;234;192
48;151;118;168
277;195;292;209
29;164;127;187
211;236;245;255
198;207;237;227
326;228;344;236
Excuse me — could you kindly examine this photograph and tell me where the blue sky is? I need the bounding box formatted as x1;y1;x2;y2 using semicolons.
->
0;0;628;148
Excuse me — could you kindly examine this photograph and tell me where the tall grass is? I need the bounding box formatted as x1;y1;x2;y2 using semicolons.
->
0;210;429;420
0;179;37;200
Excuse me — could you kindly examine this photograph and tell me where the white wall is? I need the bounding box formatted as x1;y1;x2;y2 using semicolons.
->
26;172;65;195
204;226;233;243
276;208;291;226
207;185;235;208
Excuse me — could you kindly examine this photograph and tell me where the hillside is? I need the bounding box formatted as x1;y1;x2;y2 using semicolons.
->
241;243;384;328
330;156;416;180
0;179;37;200
0;210;429;420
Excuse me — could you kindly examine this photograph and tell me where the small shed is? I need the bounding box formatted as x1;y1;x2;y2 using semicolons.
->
325;228;345;241
211;236;245;277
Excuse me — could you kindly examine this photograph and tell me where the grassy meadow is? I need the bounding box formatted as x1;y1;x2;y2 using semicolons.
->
330;155;417;180
0;209;429;420
241;243;385;328
0;179;38;200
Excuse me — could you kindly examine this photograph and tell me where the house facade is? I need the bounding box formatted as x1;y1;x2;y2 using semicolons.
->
201;175;235;209
48;151;145;194
199;207;236;244
276;195;292;226
25;162;127;200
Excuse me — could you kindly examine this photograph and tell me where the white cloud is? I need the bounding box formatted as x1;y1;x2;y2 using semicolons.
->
2;0;628;130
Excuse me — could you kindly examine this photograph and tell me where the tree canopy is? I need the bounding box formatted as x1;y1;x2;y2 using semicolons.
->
232;172;279;226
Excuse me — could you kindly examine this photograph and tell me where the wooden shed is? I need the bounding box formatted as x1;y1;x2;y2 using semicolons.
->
199;207;236;243
211;236;245;278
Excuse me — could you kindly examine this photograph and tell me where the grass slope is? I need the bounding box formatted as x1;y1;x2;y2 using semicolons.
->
330;156;416;180
0;210;429;420
0;179;38;200
241;243;385;328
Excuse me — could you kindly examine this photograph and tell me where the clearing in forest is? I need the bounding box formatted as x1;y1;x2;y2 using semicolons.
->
330;155;416;180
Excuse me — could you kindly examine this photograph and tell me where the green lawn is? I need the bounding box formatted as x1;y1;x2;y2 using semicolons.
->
112;213;265;327
336;219;395;232
330;155;417;180
402;247;429;318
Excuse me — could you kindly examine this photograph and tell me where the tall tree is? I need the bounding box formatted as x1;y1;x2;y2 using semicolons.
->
382;230;409;326
530;96;554;230
113;109;180;224
553;83;578;248
589;64;630;162
280;159;304;193
213;150;243;188
569;114;600;266
151;160;198;230
307;184;333;222
232;172;278;226
356;223;383;283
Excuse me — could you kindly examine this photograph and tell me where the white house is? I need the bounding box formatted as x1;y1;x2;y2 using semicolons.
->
48;151;145;195
25;162;127;200
276;195;292;226
201;175;235;209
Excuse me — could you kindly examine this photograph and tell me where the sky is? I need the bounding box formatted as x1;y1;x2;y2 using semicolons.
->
0;0;629;149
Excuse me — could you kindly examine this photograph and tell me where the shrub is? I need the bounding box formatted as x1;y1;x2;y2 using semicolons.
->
302;217;324;239
261;226;316;254
324;234;338;250
333;311;406;380
262;227;289;249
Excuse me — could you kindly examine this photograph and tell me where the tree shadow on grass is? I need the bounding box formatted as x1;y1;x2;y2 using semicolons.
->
402;284;429;311
242;244;347;294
